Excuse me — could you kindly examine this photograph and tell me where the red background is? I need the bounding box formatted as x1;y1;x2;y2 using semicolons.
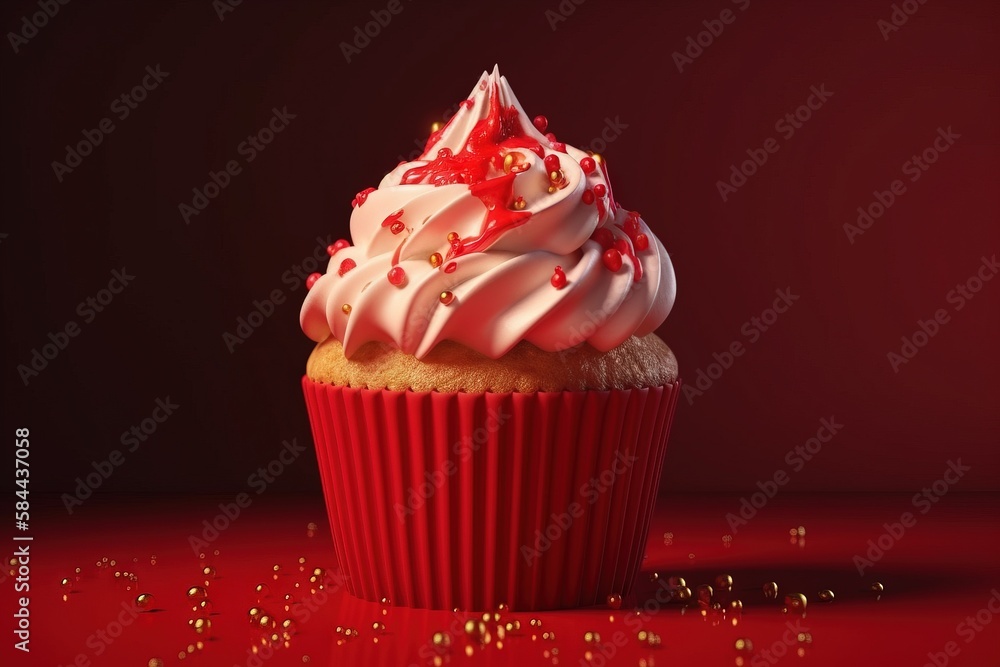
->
2;0;998;496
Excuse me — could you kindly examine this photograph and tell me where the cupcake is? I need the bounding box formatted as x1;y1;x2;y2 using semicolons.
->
300;66;678;611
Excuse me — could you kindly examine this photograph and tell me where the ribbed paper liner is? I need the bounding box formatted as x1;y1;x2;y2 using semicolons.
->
302;377;679;611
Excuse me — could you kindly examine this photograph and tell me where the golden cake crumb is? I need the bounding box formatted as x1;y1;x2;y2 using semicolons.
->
305;335;678;392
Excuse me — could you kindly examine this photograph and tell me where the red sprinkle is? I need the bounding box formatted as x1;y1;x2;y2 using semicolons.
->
387;266;406;286
352;187;376;208
582;190;595;205
551;266;567;289
533;115;548;133
390;221;405;234
381;209;404;227
635;233;649;251
603;248;623;272
327;239;351;256
437;147;453;158
544;154;560;172
594;184;607;198
444;262;457;274
580;157;596;174
624;215;640;235
552;141;566;153
305;273;321;289
337;259;356;276
545;132;557;143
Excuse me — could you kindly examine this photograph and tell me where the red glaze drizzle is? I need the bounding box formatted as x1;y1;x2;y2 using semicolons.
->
614;237;642;281
352;187;376;208
612;210;644;281
598;158;617;216
450;172;531;258
402;83;541;187
399;85;538;259
444;262;457;274
381;209;404;226
592;228;614;249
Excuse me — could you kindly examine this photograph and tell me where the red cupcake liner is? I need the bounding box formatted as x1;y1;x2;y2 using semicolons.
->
302;377;680;611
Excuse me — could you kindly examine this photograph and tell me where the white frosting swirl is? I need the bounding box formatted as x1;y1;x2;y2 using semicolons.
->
301;66;676;359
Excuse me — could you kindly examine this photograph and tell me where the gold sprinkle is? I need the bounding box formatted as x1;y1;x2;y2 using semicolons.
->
584;631;600;644
715;574;733;591
593;153;603;164
430;122;442;133
432;631;451;646
341;304;352;315
503;153;514;173
818;589;835;602
447;231;460;243
439;291;455;305
763;582;779;599
783;593;808;614
429;252;442;268
871;581;885;594
186;586;207;600
735;638;754;653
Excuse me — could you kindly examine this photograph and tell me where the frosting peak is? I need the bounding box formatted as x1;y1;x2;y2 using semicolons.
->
301;66;676;359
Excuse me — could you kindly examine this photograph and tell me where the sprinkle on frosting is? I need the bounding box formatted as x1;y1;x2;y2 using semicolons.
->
300;66;676;359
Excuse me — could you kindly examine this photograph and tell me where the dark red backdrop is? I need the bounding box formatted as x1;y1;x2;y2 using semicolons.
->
2;0;997;496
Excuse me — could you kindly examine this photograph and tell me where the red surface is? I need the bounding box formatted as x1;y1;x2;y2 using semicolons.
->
302;379;678;610
7;492;999;667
